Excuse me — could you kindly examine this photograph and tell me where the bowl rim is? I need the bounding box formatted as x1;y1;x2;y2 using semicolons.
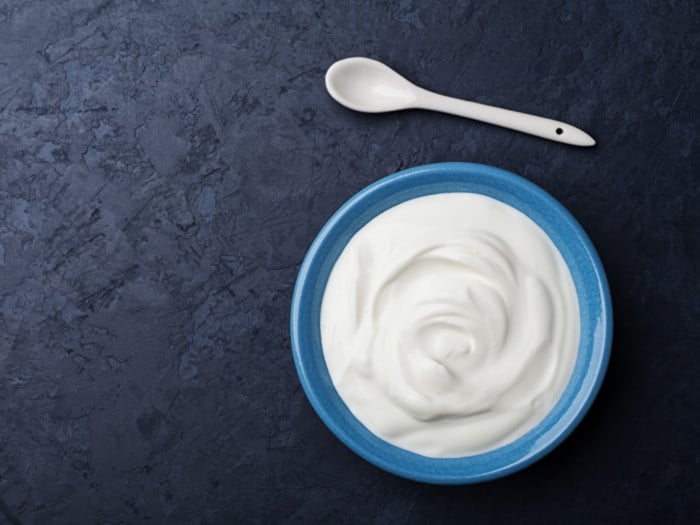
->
290;162;612;484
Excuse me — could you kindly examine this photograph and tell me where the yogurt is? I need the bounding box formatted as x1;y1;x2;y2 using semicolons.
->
320;193;580;458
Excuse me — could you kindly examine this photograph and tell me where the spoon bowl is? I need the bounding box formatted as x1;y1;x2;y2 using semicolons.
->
326;58;419;112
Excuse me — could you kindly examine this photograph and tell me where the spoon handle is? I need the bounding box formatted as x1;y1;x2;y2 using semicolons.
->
415;90;595;147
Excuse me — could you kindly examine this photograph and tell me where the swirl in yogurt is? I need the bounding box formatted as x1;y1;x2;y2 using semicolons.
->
320;193;580;457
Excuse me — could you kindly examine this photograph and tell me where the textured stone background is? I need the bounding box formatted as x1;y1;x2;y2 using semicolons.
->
0;0;698;523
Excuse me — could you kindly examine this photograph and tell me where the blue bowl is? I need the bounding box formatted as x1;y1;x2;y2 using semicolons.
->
290;162;612;484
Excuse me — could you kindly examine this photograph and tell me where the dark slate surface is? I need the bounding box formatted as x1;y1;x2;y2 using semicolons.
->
0;0;698;523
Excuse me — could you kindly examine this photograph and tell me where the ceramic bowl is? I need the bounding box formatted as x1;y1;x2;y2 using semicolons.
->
290;162;612;484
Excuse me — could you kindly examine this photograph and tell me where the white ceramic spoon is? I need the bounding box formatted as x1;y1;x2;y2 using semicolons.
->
325;57;595;147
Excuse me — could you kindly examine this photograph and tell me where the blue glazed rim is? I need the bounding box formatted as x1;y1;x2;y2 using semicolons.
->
290;162;612;484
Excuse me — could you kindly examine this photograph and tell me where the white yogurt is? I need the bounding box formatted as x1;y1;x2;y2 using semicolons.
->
320;193;580;458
